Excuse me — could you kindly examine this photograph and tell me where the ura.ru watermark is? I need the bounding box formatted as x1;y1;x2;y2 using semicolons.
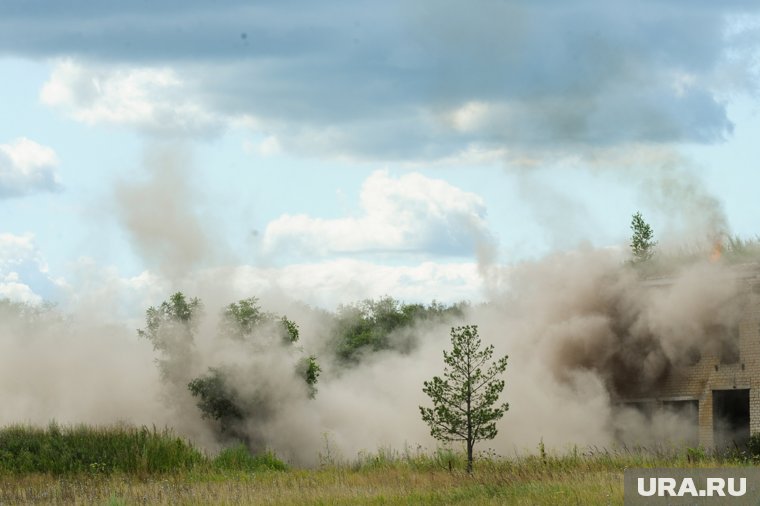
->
625;469;760;505
638;476;745;497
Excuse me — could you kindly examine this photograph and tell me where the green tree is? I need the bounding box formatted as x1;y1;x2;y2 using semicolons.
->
137;292;202;381
332;297;466;363
298;355;321;399
630;211;656;263
280;316;300;344
139;293;320;450
220;297;300;344
420;325;508;473
138;292;202;347
219;297;268;340
187;368;244;435
188;296;320;444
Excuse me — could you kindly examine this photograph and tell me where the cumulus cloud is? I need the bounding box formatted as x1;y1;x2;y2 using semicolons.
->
0;272;41;304
0;1;754;158
262;170;492;259
40;61;223;137
229;259;483;309
0;138;61;197
0;233;51;303
0;233;47;274
55;259;169;325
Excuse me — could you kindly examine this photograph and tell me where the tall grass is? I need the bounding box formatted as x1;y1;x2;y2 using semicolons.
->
0;424;756;504
0;422;287;475
0;422;205;474
346;441;751;474
2;442;742;505
212;444;288;472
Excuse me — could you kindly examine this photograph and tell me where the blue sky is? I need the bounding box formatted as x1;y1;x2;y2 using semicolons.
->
1;1;760;312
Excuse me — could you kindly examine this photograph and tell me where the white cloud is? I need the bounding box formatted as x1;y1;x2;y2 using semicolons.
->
0;233;49;303
0;138;61;197
447;101;492;133
55;258;169;324
0;272;41;304
40;60;223;137
42;257;481;317
223;259;484;309
258;136;282;157
262;170;492;258
0;233;47;273
40;257;481;319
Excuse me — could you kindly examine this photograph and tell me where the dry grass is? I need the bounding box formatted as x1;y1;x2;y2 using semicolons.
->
1;425;751;505
0;466;623;505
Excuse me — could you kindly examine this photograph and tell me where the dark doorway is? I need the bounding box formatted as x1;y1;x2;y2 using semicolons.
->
713;389;750;451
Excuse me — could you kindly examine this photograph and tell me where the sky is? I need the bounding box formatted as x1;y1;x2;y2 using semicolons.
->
2;0;760;313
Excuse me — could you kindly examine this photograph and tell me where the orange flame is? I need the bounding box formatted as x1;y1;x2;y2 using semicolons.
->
709;239;723;263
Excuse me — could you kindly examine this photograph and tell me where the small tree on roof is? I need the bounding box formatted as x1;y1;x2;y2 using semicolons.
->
630;211;656;264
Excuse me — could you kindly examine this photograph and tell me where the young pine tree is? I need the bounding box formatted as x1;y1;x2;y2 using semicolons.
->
420;325;508;473
630;211;656;264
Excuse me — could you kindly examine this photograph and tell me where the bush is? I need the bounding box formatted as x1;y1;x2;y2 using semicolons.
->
0;423;205;474
746;433;760;460
212;444;287;472
686;446;707;463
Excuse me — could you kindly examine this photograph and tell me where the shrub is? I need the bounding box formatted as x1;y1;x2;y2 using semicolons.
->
686;446;707;463
0;423;204;474
212;444;287;472
746;433;760;460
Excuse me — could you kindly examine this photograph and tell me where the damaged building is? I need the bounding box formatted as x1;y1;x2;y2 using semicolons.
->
616;264;760;450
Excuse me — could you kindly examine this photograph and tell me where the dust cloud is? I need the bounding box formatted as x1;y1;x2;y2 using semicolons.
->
114;146;220;282
0;148;749;464
0;244;744;464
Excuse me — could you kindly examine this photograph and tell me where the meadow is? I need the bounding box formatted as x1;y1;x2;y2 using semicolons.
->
0;423;753;505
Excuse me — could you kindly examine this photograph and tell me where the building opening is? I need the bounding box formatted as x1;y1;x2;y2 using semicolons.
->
713;389;750;451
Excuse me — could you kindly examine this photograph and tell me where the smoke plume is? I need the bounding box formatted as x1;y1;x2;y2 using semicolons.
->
114;146;220;282
0;148;750;464
1;242;744;464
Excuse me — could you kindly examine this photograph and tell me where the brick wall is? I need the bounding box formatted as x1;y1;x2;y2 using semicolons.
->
621;272;760;448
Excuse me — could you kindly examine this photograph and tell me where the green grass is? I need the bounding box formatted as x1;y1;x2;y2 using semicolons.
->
0;424;754;505
212;444;288;472
0;422;285;475
0;466;622;505
0;422;200;474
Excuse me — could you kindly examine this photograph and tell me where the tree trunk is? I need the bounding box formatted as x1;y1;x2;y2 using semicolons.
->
466;341;473;473
466;440;473;473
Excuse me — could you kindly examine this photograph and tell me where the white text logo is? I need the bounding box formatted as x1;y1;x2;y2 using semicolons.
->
637;477;746;497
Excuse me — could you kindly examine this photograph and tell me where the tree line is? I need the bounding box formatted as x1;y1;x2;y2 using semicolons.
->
136;293;509;472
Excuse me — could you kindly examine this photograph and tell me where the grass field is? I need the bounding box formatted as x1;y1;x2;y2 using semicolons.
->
0;424;751;505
